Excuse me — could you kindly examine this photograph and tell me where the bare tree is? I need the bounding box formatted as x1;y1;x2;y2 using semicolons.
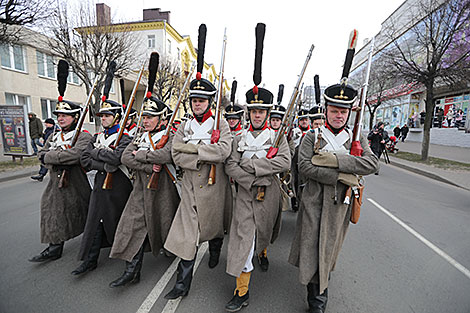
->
384;0;470;160
46;0;141;130
0;0;53;44
350;52;402;130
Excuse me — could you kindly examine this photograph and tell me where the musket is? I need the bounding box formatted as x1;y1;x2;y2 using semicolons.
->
351;37;374;157
256;44;314;201
286;82;304;142
58;76;99;188
208;28;227;185
102;61;146;189
147;62;196;189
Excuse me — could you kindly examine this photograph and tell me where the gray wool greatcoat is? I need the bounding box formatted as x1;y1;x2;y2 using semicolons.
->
164;119;232;261
225;129;291;277
288;130;378;294
109;132;180;262
78;133;133;261
39;130;92;244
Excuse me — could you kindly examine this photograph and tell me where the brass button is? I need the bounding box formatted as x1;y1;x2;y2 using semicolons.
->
199;185;203;188
198;174;201;177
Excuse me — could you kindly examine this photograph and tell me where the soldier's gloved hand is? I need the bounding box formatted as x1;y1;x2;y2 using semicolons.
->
311;152;339;168
173;142;198;154
338;172;359;187
239;159;255;174
104;163;118;173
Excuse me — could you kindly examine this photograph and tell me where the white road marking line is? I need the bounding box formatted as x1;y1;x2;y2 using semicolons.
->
161;241;209;313
368;198;470;280
136;257;180;313
136;241;209;313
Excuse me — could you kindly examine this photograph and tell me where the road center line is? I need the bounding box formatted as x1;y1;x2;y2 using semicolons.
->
161;241;209;313
367;198;470;280
136;241;209;313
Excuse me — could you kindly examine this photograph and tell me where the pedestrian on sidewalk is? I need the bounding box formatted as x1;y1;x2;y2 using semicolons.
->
446;108;454;128
28;112;43;155
400;124;409;142
437;108;444;128
31;118;58;181
455;109;463;128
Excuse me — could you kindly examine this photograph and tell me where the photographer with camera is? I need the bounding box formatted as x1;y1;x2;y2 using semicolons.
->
367;121;389;175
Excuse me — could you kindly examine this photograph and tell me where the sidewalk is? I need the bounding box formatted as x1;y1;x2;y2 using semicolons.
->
394;141;470;164
386;140;470;191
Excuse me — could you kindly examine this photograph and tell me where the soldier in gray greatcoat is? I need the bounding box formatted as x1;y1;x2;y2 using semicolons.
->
163;24;232;300
224;85;291;312
28;76;92;263
289;82;378;313
108;94;180;288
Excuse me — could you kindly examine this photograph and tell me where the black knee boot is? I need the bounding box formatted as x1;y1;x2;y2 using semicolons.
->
29;242;64;262
164;258;195;299
307;283;328;313
72;223;103;275
109;246;144;288
208;237;223;268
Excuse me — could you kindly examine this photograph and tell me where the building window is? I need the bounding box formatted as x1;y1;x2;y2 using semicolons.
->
36;51;55;78
148;35;155;48
67;70;80;85
1;44;27;72
40;98;57;120
167;39;171;54
5;93;31;111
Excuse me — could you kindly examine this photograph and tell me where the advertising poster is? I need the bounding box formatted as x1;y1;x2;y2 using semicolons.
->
0;105;32;156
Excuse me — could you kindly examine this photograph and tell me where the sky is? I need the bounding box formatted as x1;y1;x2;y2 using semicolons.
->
94;0;405;104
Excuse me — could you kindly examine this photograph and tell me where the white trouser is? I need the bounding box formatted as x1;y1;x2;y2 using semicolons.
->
242;235;256;272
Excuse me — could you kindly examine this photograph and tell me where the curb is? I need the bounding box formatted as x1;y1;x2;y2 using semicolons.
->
0;167;37;183
387;157;468;191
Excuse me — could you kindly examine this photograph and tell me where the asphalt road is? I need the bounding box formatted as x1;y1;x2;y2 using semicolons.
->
0;163;469;313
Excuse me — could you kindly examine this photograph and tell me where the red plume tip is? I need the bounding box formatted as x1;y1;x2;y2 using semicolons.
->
253;85;259;95
101;95;107;102
58;96;63;102
196;72;202;81
146;91;152;99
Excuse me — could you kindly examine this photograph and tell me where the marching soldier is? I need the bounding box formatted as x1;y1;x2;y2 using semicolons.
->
29;60;92;263
309;106;325;129
224;80;244;137
163;24;232;299
108;53;180;288
72;62;133;276
289;31;379;313
224;23;291;312
293;109;311;147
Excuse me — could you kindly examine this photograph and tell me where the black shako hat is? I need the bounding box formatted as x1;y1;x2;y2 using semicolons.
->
270;105;286;119
309;105;325;120
54;60;81;115
246;23;273;110
189;24;217;100
224;104;244;119
324;30;359;109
